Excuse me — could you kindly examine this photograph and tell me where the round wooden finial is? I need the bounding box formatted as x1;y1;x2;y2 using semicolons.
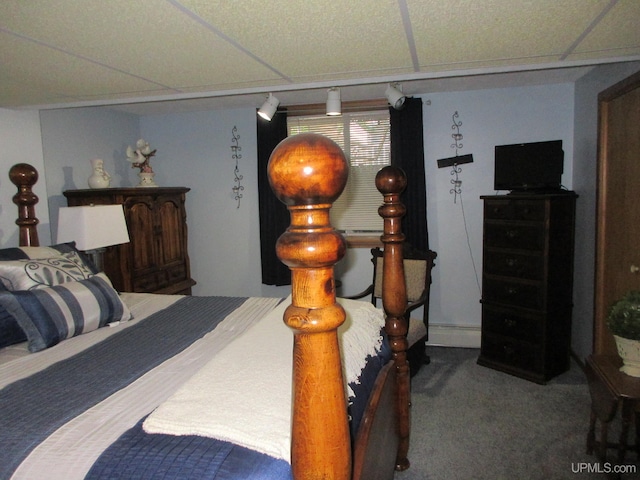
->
9;163;39;188
9;163;40;247
375;165;407;195
268;133;348;206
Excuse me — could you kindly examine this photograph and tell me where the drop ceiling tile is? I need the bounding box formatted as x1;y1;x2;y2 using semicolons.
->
407;0;612;68
177;0;414;79
0;32;173;105
0;0;282;91
570;0;640;56
0;77;66;108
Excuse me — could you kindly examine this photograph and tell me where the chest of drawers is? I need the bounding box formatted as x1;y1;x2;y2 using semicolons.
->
478;192;577;383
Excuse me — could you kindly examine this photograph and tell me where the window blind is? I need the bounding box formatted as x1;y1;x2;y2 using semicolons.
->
288;111;390;232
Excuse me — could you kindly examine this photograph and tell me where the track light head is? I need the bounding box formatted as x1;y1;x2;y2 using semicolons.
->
385;84;406;110
257;93;280;121
326;87;341;116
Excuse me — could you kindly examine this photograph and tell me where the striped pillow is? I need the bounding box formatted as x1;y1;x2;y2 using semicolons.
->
0;273;131;352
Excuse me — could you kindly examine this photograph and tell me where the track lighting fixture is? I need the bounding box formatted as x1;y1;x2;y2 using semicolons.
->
257;93;280;121
385;84;406;110
326;87;341;116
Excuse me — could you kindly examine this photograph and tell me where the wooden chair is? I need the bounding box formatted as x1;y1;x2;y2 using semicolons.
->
347;244;436;375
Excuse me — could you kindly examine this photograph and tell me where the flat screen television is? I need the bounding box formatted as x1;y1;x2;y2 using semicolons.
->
494;140;564;193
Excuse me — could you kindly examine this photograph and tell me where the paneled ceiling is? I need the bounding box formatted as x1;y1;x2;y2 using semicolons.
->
1;0;639;114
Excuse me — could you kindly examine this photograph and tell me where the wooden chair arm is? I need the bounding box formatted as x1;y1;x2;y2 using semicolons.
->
343;284;374;300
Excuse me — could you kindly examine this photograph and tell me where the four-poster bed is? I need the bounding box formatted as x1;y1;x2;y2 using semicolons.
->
1;133;413;479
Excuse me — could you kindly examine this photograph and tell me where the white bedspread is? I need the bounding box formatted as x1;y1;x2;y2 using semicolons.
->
142;297;385;462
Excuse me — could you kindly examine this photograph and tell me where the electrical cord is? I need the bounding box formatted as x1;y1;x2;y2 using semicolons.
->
459;191;482;296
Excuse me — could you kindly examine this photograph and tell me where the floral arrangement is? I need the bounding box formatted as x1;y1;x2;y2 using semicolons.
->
126;139;156;173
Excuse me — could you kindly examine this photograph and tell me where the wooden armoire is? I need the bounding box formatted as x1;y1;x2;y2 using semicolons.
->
594;70;640;356
64;187;196;295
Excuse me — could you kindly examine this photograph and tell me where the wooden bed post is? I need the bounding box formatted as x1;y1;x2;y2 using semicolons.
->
9;163;40;247
376;166;411;471
268;133;351;480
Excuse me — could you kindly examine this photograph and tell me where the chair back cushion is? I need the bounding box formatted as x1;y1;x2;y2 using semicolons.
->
373;257;426;303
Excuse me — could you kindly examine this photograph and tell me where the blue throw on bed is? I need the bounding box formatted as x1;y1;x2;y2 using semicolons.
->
0;296;246;479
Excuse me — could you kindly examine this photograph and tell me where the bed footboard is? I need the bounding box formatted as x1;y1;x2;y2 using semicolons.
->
353;166;412;478
375;165;412;471
269;133;352;480
352;360;398;480
269;135;411;479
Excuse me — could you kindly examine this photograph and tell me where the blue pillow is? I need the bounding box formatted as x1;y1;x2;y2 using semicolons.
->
0;307;27;348
0;273;131;352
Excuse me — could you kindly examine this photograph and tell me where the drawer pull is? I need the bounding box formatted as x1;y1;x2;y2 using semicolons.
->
503;345;515;357
503;318;516;328
506;286;518;296
505;229;518;239
505;258;517;268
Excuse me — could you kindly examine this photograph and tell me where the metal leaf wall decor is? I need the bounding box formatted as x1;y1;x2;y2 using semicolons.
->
231;126;244;208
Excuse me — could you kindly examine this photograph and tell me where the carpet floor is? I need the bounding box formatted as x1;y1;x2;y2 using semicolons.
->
394;347;639;480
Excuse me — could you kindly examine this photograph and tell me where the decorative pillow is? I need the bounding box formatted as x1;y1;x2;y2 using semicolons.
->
0;272;131;352
0;242;98;274
0;242;99;348
0;307;27;348
0;250;95;291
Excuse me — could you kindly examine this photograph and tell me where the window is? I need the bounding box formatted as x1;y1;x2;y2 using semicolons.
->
288;110;390;234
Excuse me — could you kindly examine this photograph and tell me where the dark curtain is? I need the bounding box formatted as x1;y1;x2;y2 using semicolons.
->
257;110;291;285
390;97;429;252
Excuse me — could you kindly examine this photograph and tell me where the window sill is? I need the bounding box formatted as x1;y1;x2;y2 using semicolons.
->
344;235;383;249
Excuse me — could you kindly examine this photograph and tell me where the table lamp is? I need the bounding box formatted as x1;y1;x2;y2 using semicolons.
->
57;204;130;272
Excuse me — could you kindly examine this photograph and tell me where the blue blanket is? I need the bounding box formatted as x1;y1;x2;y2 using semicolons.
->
2;295;389;480
86;336;390;480
87;418;292;479
0;296;246;479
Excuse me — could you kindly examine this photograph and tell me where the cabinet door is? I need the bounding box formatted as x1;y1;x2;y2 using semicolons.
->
126;198;156;272
156;196;184;267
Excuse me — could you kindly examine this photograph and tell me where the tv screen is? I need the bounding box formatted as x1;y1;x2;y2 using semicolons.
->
494;140;564;192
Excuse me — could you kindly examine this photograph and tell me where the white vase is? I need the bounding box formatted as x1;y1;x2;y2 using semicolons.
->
138;171;157;187
613;335;640;377
88;158;111;188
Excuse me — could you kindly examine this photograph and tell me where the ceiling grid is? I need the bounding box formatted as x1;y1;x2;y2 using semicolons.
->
0;0;637;112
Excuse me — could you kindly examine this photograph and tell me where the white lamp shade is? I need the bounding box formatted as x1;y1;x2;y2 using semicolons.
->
326;87;341;116
57;205;130;250
257;93;280;121
385;84;406;110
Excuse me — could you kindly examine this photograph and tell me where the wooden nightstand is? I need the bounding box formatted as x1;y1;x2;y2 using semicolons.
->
586;354;640;463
